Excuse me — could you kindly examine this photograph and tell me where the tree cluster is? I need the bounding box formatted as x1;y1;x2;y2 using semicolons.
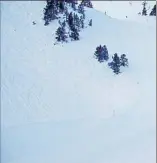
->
43;0;93;43
56;11;85;42
43;0;92;25
141;1;156;16
108;53;128;74
94;45;129;75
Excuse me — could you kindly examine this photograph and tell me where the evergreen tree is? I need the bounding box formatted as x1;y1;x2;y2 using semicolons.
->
81;0;93;8
64;7;69;23
94;45;109;63
142;1;147;16
57;1;65;13
71;1;76;10
149;4;156;16
120;54;128;67
68;12;74;30
108;53;121;74
58;20;66;28
78;3;85;19
89;19;92;26
70;27;79;41
74;13;81;31
55;23;68;43
43;0;58;26
80;15;84;28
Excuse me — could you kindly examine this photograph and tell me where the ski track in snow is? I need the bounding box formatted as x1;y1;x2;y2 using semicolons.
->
1;1;156;163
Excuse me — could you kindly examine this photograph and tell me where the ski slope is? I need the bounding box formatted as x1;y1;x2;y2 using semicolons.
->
1;1;156;163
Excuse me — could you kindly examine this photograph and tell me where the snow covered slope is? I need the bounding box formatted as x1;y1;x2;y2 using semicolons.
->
1;1;156;163
93;1;156;21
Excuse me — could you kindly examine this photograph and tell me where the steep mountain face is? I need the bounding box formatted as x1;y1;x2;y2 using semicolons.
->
1;1;156;163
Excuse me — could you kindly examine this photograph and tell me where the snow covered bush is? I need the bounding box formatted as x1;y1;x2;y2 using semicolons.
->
94;45;109;63
43;0;89;43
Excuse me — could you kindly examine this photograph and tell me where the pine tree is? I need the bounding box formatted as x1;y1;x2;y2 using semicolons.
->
59;20;66;28
142;1;147;16
71;1;76;11
64;7;69;23
120;54;128;67
43;0;58;26
81;0;93;8
94;45;109;63
74;13;81;31
102;45;109;61
70;27;79;41
108;53;121;74
78;3;85;19
80;15;84;28
68;12;74;30
56;23;68;43
150;4;156;16
89;19;92;26
57;1;65;13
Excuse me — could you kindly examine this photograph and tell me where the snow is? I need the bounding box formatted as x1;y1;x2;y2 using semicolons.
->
93;1;156;20
1;1;156;163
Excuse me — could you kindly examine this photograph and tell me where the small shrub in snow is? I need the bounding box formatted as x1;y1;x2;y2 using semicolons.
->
94;45;109;63
108;53;121;74
32;21;36;25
